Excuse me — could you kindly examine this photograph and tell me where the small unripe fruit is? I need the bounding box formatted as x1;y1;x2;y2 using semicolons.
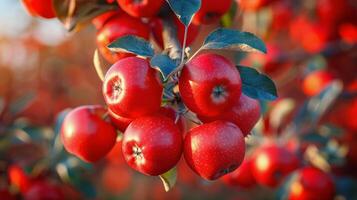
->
193;0;232;25
103;57;163;118
61;105;117;162
179;53;242;117
184;121;245;180
116;0;164;18
122;116;183;176
287;167;335;200
198;94;260;136
22;0;56;18
252;144;299;187
96;13;150;63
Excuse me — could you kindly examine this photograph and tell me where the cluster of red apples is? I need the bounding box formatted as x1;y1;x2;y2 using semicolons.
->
59;0;263;181
19;0;265;189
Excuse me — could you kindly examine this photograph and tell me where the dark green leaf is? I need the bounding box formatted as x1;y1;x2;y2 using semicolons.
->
150;54;178;81
108;35;154;57
237;66;277;101
202;28;267;53
166;0;201;26
159;167;177;192
301;133;329;144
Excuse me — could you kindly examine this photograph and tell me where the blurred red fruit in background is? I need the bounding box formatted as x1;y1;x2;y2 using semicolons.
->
302;70;335;97
287;167;335;200
222;157;256;188
96;13;150;63
22;0;56;18
252;144;300;187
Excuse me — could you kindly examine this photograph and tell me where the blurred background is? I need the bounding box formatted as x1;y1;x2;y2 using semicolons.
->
0;0;356;199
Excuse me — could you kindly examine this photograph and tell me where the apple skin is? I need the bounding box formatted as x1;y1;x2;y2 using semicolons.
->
251;144;300;188
22;0;56;19
287;167;335;200
184;121;245;180
116;0;165;18
108;106;186;133
103;57;163;118
193;0;232;25
108;108;133;133
150;15;200;49
198;94;261;136
302;70;335;97
92;11;121;30
222;157;256;188
96;12;150;63
179;53;242;117
122;116;183;176
60;105;117;163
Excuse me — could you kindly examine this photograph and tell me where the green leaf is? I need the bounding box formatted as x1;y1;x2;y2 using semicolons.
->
202;28;267;53
159;167;177;192
108;35;154;57
166;0;201;26
237;66;277;101
150;54;178;81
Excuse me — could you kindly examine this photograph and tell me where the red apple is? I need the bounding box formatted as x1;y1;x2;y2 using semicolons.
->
287;167;335;200
103;57;163;118
61;105;117;162
184;121;245;180
22;0;56;18
96;13;150;63
122;116;183;176
252;144;299;187
179;53;242;117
